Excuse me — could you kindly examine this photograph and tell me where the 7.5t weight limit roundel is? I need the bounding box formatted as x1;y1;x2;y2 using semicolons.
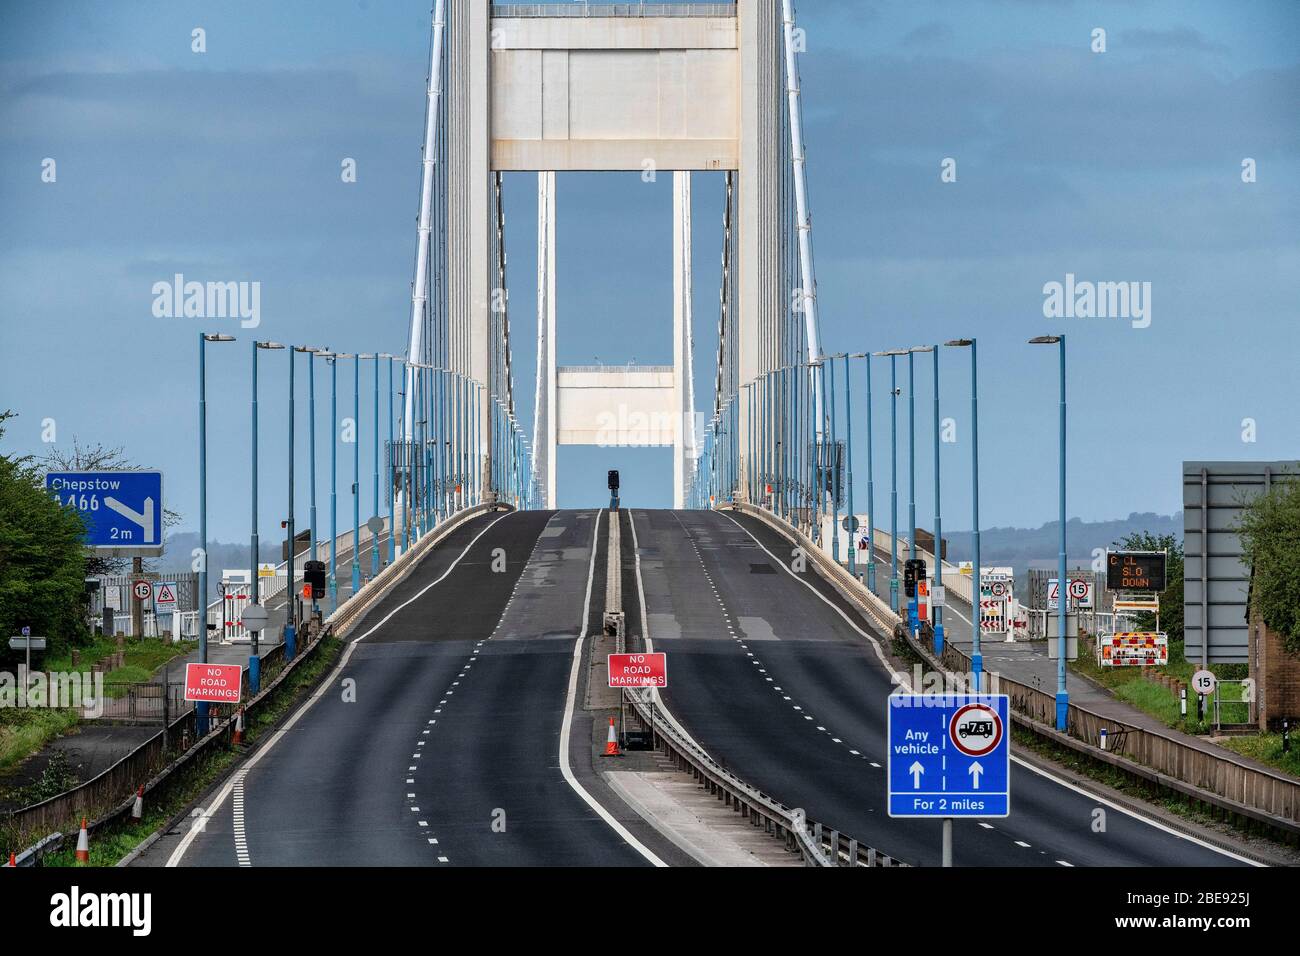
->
949;703;1003;757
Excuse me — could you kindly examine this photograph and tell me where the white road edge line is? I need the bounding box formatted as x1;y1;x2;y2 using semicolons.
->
558;509;667;868
165;512;512;868
729;511;1264;868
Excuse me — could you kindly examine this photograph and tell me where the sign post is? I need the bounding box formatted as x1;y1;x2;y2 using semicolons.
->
888;693;1011;866
608;654;667;753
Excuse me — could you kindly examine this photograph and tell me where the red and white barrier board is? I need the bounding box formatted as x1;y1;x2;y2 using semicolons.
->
607;652;667;688
184;662;244;703
1097;632;1168;667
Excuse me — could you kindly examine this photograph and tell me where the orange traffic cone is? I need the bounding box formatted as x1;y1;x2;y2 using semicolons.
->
603;717;621;757
74;818;90;864
6;852;15;867
131;786;144;820
232;707;244;746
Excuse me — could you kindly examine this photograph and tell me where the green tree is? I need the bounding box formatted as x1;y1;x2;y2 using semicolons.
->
1113;530;1183;641
0;412;89;657
1237;479;1300;655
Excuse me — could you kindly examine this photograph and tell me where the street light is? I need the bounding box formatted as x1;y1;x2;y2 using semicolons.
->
287;346;323;656
1030;334;1069;730
353;354;372;595
197;332;234;736
945;339;981;686
370;354;393;577
382;354;396;568
298;347;325;624
912;345;940;654
874;349;908;612
250;341;284;693
849;352;876;592
327;353;352;612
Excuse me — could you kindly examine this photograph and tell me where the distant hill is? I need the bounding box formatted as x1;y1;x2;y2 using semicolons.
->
940;512;1183;569
155;532;283;603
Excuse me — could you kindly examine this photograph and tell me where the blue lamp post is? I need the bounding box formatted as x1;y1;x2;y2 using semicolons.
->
250;340;284;692
1031;334;1069;730
352;354;370;594
906;348;918;634
945;339;982;687
862;352;876;592
911;345;940;654
328;353;351;612
370;354;380;576
197;332;234;735
845;353;862;578
386;355;396;567
874;349;907;611
301;347;325;622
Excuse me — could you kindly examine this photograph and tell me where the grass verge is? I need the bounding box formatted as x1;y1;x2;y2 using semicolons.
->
0;638;197;771
36;635;344;867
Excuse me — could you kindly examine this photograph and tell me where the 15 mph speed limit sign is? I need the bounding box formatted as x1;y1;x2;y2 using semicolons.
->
132;580;153;601
1191;670;1217;697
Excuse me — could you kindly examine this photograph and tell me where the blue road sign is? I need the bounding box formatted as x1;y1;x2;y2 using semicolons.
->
45;471;164;556
887;693;1010;818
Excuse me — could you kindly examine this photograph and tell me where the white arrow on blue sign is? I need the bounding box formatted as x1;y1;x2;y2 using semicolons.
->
887;693;1011;818
45;471;163;557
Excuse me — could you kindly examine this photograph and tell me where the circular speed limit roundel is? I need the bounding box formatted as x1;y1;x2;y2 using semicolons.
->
1069;579;1089;599
132;580;153;601
949;703;1003;757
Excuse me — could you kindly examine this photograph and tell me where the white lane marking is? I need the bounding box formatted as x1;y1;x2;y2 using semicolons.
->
979;823;994;829
557;509;667;868
165;512;511;868
1056;860;1073;867
1015;840;1031;848
233;770;250;866
736;512;1266;867
721;513;900;679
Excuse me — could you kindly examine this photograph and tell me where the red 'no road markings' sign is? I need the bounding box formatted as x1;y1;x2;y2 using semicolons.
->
184;662;244;703
608;653;667;688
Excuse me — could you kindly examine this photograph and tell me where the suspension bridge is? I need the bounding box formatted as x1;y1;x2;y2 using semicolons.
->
144;1;1257;869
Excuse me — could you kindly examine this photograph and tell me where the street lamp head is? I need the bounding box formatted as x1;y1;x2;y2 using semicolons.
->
874;348;908;357
1029;335;1062;345
255;341;285;350
294;345;322;353
848;352;868;358
333;352;355;359
944;338;974;348
377;353;395;360
909;345;935;353
203;333;236;343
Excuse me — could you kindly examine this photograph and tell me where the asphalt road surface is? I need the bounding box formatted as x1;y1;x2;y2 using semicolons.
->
631;508;1254;868
143;509;650;867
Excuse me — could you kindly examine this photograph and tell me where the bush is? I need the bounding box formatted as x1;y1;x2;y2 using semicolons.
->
0;412;90;659
1237;478;1300;655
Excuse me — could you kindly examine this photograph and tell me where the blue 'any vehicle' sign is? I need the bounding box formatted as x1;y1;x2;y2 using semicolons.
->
45;471;163;555
887;693;1010;818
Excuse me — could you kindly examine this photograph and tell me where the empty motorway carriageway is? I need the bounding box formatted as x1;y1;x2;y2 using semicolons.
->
131;506;1258;871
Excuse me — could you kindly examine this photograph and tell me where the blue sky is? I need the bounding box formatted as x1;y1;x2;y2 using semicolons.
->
1;0;1297;545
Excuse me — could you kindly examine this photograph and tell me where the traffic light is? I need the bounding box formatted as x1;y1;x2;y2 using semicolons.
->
608;470;620;492
904;558;926;598
304;560;327;600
